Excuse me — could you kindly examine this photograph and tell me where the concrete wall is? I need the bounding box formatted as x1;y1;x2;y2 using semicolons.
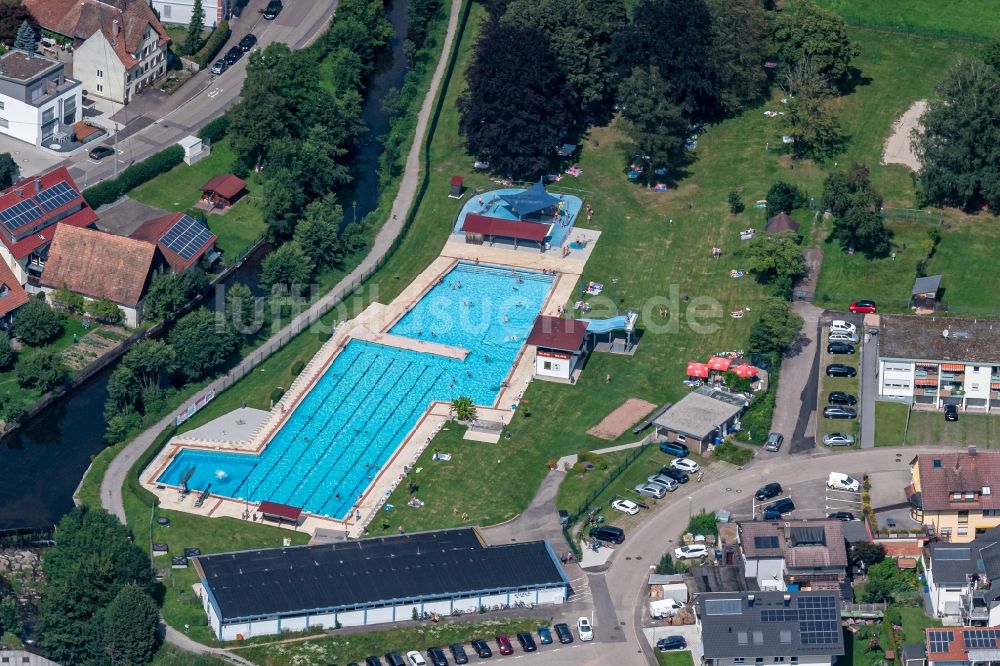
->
535;350;571;380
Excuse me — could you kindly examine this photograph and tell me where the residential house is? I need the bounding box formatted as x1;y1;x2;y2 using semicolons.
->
40;224;165;326
906;448;1000;541
0;261;29;328
0;649;61;665
26;0;170;104
878;315;1000;412
689;564;753;594
0;166;97;289
737;521;849;594
695;591;845;666
0;49;82;146
924;626;1000;665
149;0;229;27
129;212;217;272
922;527;1000;625
653;386;749;454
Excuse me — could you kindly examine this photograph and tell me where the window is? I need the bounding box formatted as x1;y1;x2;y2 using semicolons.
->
162;4;171;17
791;659;798;665
97;68;104;78
941;527;953;537
676;434;687;443
958;527;969;536
96;84;104;93
966;492;975;500
734;660;745;665
543;361;552;371
755;659;764;664
0;118;8;128
0;100;4;109
775;659;786;663
959;511;970;524
952;493;962;500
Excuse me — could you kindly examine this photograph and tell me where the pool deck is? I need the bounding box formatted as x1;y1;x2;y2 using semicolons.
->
141;227;600;538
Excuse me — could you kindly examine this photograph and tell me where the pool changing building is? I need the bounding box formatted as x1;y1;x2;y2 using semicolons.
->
192;527;569;640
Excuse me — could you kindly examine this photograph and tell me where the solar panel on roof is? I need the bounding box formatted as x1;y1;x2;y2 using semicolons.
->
754;535;779;549
798;595;839;646
963;629;1000;648
0;198;43;231
929;630;955;653
704;598;743;615
35;181;78;212
935;548;971;560
160;215;213;261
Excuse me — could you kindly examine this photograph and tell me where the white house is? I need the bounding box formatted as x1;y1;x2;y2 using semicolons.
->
0;49;82;146
151;0;229;28
525;315;589;382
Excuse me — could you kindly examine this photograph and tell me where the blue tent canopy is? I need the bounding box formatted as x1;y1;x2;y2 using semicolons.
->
500;180;561;217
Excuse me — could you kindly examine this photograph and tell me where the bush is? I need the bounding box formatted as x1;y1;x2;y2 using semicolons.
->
194;21;230;68
85;298;124;325
0;332;14;371
13;297;64;346
655;553;677;575
16;351;68;392
198;115;229;143
83;144;184;208
712;442;753;466
686;511;718;537
270;387;285;403
291;359;306;375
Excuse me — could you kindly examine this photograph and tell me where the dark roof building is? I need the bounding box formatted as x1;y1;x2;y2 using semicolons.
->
765;212;800;234
130;213;216;271
689;565;753;594
527;315;588;352
201;174;246;208
696;591;845;664
194;527;568;641
738;521;849;594
923;526;1000;623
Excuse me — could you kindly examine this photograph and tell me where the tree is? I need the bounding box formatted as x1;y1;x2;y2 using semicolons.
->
783;88;844;159
105;364;141;415
0;1;38;48
122;339;175;396
184;0;205;55
294;194;345;269
748;298;804;354
0;596;20;639
822;163;882;216
722;371;753;394
705;0;771;113
13;19;34;53
144;270;207;321
747;232;805;298
451;396;477;421
823;164;891;258
51;287;84;314
15;351;67;392
774;0;858;91
13;296;64;346
224;282;259;334
0;331;14;371
407;0;442;47
85;298;123;324
728;190;744;214
260;241;315;292
169;308;238;381
850;542;886;568
984;39;1000;74
766;181;807;215
615;66;689;181
916;58;1000;213
0;152;19;189
102;583;160;665
833;207;892;258
655;553;677;575
458;19;573;177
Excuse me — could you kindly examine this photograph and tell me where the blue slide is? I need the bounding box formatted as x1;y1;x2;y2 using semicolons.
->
578;311;637;334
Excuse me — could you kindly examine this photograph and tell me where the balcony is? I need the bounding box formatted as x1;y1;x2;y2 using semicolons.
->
961;590;991;625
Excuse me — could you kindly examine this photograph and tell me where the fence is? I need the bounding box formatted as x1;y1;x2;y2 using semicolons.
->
880;207;944;223
836;15;988;43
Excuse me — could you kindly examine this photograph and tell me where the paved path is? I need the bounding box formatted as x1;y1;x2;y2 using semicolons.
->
860;321;879;448
771;300;822;454
100;0;464;658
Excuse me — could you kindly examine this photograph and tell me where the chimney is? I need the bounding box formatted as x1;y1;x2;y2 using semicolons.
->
970;446;978;457
747;594;755;607
783;593;791;606
15;188;22;198
113;19;121;36
34;178;41;194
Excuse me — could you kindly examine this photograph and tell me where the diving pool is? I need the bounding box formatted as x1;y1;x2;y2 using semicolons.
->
158;262;554;519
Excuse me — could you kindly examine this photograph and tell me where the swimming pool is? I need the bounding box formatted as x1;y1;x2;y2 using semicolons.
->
158;262;553;519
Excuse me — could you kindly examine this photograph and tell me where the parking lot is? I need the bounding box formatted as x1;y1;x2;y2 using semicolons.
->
815;315;865;449
723;474;863;522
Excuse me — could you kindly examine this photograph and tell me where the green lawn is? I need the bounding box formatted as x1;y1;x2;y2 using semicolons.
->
128;139;267;259
151;643;229;666
898;605;941;642
874;401;909;447
657;651;695;666
812;0;997;41
925;217;1000;315
875;402;1000;447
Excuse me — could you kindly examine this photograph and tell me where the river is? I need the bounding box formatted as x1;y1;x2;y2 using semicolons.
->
0;0;411;531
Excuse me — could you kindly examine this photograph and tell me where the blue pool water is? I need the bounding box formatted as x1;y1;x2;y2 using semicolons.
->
158;262;553;519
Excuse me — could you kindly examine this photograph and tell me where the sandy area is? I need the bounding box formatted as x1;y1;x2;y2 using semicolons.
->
882;100;927;171
586;398;657;440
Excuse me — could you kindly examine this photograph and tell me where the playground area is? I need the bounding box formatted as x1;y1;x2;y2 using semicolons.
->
453;181;584;249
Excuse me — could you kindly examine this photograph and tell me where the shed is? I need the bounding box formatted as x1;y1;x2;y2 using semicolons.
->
449;175;464;199
201;174;247;208
765;212;800;234
461;213;548;251
911;274;942;309
653;386;748;454
258;501;302;525
556;143;577;157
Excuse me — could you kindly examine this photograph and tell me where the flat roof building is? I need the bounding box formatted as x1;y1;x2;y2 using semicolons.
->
193;527;569;641
653;386;748;454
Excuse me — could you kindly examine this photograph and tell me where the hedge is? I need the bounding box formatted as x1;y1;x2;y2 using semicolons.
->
83;144;185;208
194;21;230;68
197;115;229;143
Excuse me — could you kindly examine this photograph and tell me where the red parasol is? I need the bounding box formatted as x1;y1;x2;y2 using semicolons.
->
687;362;710;378
707;356;733;372
732;363;757;379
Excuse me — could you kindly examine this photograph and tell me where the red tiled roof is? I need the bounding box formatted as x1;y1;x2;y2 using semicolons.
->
925;627;1000;661
0;166;97;259
0;262;29;318
915;452;1000;512
41;224;160;307
462;214;548;243
258;501;302;523
201;174;246;201
130;213;216;272
526;315;588;351
881;541;924;559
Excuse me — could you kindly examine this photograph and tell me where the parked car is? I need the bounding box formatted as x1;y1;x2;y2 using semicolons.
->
647;474;679;491
211;59;228;75
670;458;701;473
826;363;857;377
448;644;468;665
365;657;384;666
88;145;115;160
823;405;857;419
516;632;537;652
658;467;689;483
589;525;625;544
495;635;513;656
755;482;783;502
763;497;795;519
554;623;573;644
611;499;640;515
224;45;242;66
830;320;858;335
828;391;857;405
823;432;855;447
828;511;858;521
426;648;447;666
674;543;708;560
385;654;406;666
470;639;492;658
828;472;861;492
827;342;856;355
262;0;282;19
656;636;688;651
764;432;784;452
537;626;553;645
659;441;689;457
829;331;861;344
239;33;257;51
406;651;427;666
849;300;878;313
635;483;667;499
945;405;959;422
577;617;594;641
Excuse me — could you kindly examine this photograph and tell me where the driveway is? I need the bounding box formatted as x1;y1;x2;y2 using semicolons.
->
860;315;880;448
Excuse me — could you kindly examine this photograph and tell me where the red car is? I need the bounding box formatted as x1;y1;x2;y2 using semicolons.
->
495;635;514;656
849;300;877;314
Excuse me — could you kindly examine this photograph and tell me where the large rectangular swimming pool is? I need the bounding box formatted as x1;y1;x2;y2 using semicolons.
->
158;262;553;519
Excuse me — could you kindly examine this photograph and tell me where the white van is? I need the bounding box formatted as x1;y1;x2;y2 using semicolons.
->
829;331;860;344
828;472;860;492
830;320;857;335
650;598;684;618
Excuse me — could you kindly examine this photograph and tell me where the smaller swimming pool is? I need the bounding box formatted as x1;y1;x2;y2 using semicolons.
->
454;187;582;248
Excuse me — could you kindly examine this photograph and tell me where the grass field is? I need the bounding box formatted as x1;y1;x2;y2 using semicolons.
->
812;0;998;41
874;401;909;447
657;651;695;666
875;403;1000;447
